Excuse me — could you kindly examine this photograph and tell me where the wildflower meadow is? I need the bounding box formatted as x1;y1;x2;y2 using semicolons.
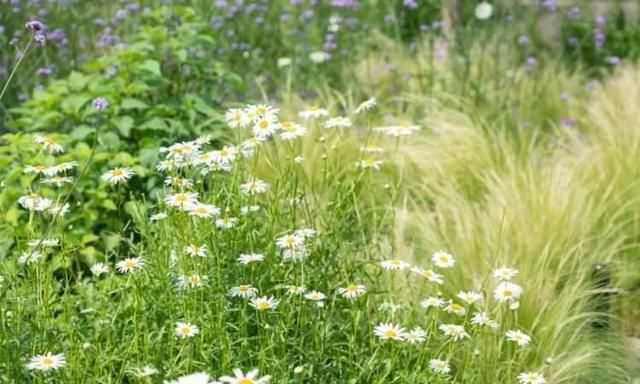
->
1;1;640;383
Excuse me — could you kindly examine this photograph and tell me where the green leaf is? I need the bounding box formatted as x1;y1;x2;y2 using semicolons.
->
113;116;135;137
101;199;118;210
136;59;162;76
140;117;167;131
70;125;95;141
121;98;149;110
68;71;89;90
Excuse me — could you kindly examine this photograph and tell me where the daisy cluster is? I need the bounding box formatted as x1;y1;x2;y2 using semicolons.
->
376;250;545;383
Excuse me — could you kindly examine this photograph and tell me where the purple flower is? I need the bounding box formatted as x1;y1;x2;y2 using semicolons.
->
542;0;556;11
323;40;337;51
331;0;359;8
300;9;313;21
593;29;605;50
290;0;303;4
25;20;44;32
595;15;606;27
525;56;537;72
34;33;46;46
605;56;620;66
431;20;443;30
568;6;580;20
419;24;430;32
403;0;418;9
518;35;530;46
115;9;128;20
567;36;579;47
92;97;109;110
560;117;576;127
37;67;53;76
46;28;66;43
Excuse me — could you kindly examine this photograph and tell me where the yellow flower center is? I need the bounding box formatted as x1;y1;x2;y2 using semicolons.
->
439;256;449;263
257;301;270;310
504;290;513;297
175;194;187;202
180;326;191;335
346;284;358;292
41;357;54;367
451;304;463;311
384;329;397;338
238;378;254;384
35;165;46;171
125;260;136;269
238;285;249;292
259;120;269;130
111;168;123;177
195;207;207;214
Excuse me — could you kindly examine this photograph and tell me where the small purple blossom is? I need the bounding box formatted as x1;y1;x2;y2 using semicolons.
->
568;6;581;20
37;67;53;76
331;0;359;8
605;56;621;66
403;0;418;9
560;117;576;127
525;56;537;72
115;9;128;20
25;20;44;32
542;0;556;11
34;33;46;46
595;15;606;27
92;97;109;110
593;29;605;50
518;35;530;47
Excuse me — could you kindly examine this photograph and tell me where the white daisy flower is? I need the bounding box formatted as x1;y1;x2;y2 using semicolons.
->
357;158;383;170
294;156;304;164
304;290;326;302
506;330;531;347
18;251;43;265
360;143;385;153
33;134;64;153
165;192;199;208
228;285;258;299
246;104;279;121
27;238;59;248
184;244;208;257
405;327;427;344
24;164;49;175
429;359;450;375
281;248;309;262
432;250;455;268
18;194;52;211
175;322;199;338
41;176;74;187
219;368;271;384
299;107;329;120
90;262;110;276
275;233;304;250
493;266;519;281
517;372;546;384
457;291;483;305
130;365;159;378
373;323;407;341
164;177;193;189
279;121;308;140
25;352;66;371
252;116;280;139
336;284;366;299
323;116;352;129
186;203;221;219
355;97;377;114
101;167;135;184
164;372;212;384
249;296;279;311
240;205;261;215
420;296;446;309
177;274;206;289
240;178;269;195
115;257;144;273
444;301;466;317
238;253;265;265
47;203;69;217
494;281;523;303
215;217;239;229
438;324;470;341
150;212;168;221
226;108;251;129
470;312;500;329
410;267;444;284
284;285;306;296
380;259;411;271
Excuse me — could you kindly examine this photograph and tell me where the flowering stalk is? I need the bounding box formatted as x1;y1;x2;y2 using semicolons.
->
0;39;33;103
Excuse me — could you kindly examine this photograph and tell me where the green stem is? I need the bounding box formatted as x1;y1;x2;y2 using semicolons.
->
0;39;33;103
